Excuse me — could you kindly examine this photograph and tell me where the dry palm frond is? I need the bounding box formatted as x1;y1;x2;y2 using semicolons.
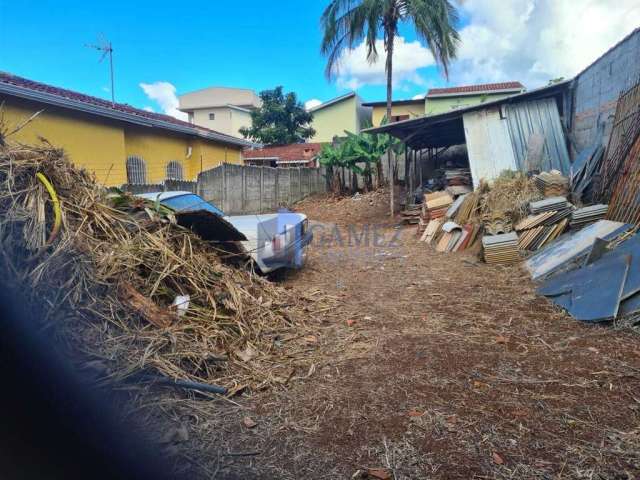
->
480;171;542;224
0;133;329;391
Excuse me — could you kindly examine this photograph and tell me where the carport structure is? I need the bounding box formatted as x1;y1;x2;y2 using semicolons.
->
364;81;572;192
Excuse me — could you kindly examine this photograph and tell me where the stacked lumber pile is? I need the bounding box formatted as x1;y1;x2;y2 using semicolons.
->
400;204;422;224
482;232;520;265
570;204;608;229
533;170;569;197
444;168;472;187
423;191;453;221
416;192;452;237
515;196;573;252
434;222;478;253
419;192;481;251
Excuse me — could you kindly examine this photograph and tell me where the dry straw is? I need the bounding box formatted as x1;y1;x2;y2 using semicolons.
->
0;125;328;392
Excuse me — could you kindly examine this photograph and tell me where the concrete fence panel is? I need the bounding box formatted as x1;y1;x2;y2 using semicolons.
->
194;163;326;215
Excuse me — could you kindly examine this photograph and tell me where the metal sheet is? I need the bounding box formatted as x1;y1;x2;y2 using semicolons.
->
505;98;571;175
463;107;518;188
525;220;629;280
568;254;629;322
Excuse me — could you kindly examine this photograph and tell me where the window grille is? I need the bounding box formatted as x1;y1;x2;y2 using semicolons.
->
126;156;147;184
166;160;184;180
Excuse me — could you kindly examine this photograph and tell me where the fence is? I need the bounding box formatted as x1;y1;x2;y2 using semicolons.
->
197;163;326;214
122;163;326;215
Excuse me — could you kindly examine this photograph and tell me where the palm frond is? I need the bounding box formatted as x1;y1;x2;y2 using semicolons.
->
405;0;460;78
321;0;384;79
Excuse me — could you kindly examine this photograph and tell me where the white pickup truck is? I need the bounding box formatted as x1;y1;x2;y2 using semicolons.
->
137;191;312;273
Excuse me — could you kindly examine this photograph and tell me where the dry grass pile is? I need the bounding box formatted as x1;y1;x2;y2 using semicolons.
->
0;135;326;391
481;171;541;224
478;172;542;235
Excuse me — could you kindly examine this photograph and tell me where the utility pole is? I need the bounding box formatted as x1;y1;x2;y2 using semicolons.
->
86;36;115;105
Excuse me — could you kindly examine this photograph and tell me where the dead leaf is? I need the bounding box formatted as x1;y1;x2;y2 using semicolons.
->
118;282;175;328
242;416;257;428
407;409;424;417
237;345;256;362
495;335;508;344
367;468;392;479
492;452;505;465
346;319;356;327
304;335;319;345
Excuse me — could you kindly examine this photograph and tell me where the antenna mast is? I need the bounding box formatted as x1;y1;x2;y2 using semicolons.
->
86;35;115;105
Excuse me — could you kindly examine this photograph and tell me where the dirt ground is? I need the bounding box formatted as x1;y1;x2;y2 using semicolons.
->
149;191;640;479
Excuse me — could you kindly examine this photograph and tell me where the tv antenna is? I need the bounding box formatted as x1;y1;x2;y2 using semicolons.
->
86;35;115;105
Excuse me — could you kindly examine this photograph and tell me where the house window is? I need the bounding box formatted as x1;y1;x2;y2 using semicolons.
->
391;114;410;122
166;160;184;180
209;113;216;120
126;156;147;184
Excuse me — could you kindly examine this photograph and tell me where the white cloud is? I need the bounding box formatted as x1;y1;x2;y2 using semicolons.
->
143;106;154;112
451;0;640;87
305;98;322;110
332;36;435;90
139;81;187;121
412;93;426;100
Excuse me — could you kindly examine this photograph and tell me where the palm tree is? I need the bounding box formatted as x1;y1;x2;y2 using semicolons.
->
321;0;460;216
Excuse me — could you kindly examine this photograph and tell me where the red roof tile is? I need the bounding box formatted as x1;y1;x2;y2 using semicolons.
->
427;82;525;96
0;71;246;144
243;143;323;162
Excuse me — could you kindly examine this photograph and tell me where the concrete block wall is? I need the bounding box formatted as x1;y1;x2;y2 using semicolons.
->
197;163;327;215
571;28;640;156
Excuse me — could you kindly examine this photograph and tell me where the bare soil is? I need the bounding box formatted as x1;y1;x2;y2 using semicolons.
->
148;192;640;479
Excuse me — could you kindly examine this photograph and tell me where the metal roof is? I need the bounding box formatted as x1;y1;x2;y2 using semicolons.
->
364;80;571;149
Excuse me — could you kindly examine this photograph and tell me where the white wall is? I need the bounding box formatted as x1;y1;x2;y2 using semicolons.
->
463;106;517;187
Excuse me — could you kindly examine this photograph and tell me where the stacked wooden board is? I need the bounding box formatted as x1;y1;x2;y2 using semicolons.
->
517;219;568;251
515;197;573;252
400;204;421;224
570;204;608;228
422;191;453;220
433;223;479;252
419;218;443;245
443;168;472;186
533;171;569;197
483;232;520;265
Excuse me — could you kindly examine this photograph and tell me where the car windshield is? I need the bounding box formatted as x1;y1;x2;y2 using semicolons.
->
162;194;224;216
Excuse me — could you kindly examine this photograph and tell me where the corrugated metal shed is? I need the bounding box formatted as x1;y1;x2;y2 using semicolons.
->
463;107;518;187
505;98;571;174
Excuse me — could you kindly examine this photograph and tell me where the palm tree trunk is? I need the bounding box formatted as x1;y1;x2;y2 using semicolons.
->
386;30;395;218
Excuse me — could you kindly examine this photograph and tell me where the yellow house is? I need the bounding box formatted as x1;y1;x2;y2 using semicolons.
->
0;72;252;186
308;92;372;143
363;98;426;126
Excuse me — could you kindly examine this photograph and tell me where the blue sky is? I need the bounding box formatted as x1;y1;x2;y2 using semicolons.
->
0;1;446;110
1;0;638;118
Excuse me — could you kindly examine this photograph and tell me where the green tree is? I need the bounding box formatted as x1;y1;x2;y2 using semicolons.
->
319;127;403;193
239;86;315;145
321;0;461;216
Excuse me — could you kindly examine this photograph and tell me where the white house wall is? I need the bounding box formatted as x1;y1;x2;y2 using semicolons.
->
463;106;517;187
